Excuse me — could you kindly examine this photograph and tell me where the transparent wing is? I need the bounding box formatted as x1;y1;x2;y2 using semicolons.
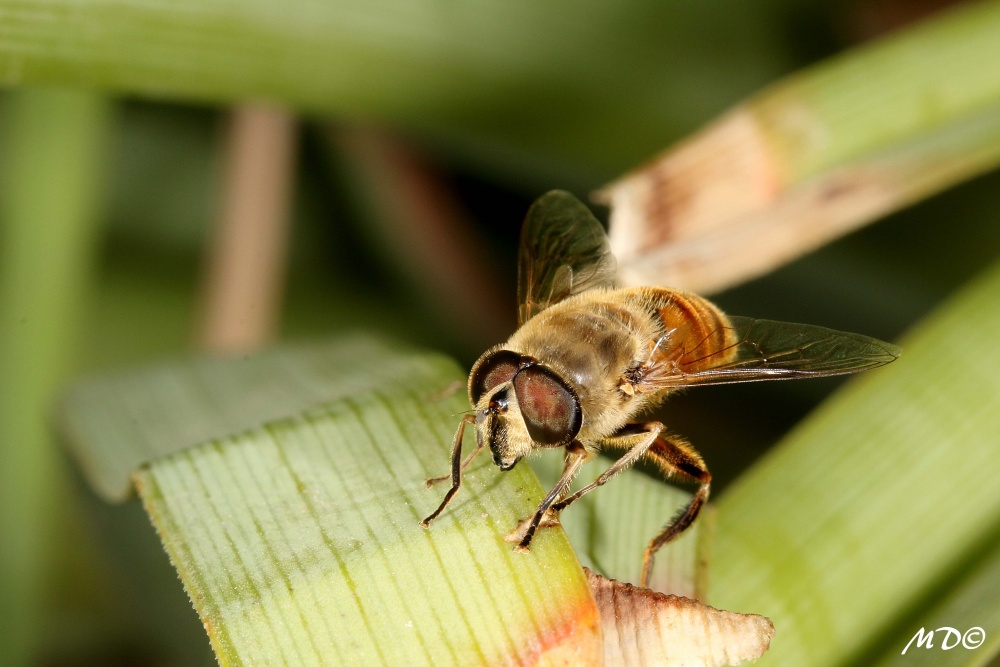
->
517;190;617;325
638;316;901;389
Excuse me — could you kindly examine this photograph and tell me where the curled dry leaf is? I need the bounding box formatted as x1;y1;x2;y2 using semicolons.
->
585;568;774;667
596;1;1000;294
596;107;909;295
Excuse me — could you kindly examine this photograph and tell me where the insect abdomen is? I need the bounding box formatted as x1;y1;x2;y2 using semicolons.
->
637;287;736;373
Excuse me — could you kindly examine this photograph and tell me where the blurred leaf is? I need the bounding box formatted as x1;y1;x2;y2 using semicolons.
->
710;256;1000;666
0;88;111;666
869;535;1000;667
0;1;803;180
601;0;1000;294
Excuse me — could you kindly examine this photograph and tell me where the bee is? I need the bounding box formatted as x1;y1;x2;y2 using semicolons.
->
421;190;900;588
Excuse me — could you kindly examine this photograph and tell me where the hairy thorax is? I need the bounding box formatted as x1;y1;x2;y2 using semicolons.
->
503;286;727;445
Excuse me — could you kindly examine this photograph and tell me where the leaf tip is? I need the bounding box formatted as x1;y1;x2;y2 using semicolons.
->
585;568;774;666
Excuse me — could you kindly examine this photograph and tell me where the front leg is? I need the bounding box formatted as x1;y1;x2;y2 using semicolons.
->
508;441;589;552
425;415;483;487
550;422;664;514
420;413;478;527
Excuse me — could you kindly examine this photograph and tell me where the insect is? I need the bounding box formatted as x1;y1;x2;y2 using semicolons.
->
421;190;900;588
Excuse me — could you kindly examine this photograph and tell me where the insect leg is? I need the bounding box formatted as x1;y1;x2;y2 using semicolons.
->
515;441;589;552
420;413;478;527
637;434;711;588
550;422;664;514
426;419;483;487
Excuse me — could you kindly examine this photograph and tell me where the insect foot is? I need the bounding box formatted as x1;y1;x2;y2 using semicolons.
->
504;510;561;547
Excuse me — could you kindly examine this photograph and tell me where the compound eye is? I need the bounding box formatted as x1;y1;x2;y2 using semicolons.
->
470;350;522;403
513;366;581;445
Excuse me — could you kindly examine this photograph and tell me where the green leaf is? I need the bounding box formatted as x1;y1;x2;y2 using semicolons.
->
62;338;602;665
60;336;460;501
870;538;1000;667
710;257;1000;666
0;1;792;177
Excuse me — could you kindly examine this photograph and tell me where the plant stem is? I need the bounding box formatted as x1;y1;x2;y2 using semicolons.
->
197;104;297;353
0;88;111;667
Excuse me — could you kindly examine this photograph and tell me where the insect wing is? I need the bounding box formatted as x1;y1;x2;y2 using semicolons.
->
640;316;901;388
517;190;617;325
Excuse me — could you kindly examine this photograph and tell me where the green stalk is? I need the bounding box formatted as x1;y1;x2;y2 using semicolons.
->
0;89;110;666
870;537;1000;667
757;2;1000;182
0;0;652;125
710;257;1000;666
5;0;996;184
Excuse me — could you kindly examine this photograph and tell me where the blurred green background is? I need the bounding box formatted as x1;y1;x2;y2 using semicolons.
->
2;1;999;665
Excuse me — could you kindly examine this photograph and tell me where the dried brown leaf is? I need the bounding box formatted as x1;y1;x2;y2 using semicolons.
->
586;568;774;667
597;109;921;294
596;2;1000;294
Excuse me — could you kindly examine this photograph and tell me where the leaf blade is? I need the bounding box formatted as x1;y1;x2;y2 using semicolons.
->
60;335;455;501
710;258;1000;666
66;340;602;665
